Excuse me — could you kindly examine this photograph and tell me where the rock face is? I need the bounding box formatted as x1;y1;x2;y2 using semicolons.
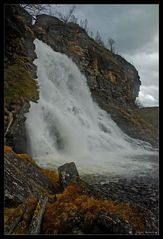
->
4;4;39;153
139;107;159;132
33;15;140;108
33;14;158;146
4;148;59;207
58;162;79;188
5;195;48;235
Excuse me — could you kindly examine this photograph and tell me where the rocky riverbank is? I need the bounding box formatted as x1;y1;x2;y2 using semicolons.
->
4;146;159;235
81;174;159;234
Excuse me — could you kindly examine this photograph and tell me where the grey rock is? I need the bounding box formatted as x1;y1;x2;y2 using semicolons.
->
96;211;133;234
29;196;48;234
58;162;79;188
4;150;57;207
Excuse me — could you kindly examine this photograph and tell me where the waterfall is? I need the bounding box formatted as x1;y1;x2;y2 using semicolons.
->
25;39;158;177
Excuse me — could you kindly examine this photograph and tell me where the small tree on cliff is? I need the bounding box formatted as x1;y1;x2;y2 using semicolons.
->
95;31;104;46
107;38;116;53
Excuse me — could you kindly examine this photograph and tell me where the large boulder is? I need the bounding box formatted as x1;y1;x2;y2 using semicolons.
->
58;162;79;188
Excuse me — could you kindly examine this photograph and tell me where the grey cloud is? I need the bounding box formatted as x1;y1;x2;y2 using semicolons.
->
74;4;158;55
137;85;159;107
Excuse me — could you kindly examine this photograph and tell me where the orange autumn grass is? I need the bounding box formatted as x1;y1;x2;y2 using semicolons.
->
43;182;145;234
4;146;12;153
16;153;59;184
40;168;59;184
17;153;37;165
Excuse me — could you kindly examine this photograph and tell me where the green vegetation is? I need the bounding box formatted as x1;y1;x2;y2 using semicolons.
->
138;107;159;130
112;105;158;145
4;63;39;103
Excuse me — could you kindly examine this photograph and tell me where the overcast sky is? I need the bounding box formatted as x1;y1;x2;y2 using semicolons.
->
43;4;159;107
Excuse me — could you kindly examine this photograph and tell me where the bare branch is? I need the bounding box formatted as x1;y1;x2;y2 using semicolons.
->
108;38;116;53
55;5;76;23
95;31;104;46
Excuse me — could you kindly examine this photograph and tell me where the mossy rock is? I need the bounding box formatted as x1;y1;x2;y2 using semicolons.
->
4;63;39;103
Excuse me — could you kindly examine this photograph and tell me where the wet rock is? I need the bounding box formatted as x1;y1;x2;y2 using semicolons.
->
81;174;159;234
29;196;48;234
95;211;133;234
4;149;57;207
6;102;30;153
58;162;79;188
5;196;38;234
5;195;48;235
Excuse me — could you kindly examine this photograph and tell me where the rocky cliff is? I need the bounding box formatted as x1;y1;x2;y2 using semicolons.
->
32;14;158;147
4;5;158;151
33;15;140;108
4;4;39;152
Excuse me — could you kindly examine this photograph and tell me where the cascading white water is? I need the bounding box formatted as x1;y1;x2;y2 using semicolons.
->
25;39;158;177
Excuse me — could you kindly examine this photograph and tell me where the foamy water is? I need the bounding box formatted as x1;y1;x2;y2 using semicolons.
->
25;39;158;177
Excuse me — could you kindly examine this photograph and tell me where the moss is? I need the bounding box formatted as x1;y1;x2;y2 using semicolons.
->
5;196;38;234
15;56;31;65
17;153;37;165
114;106;158;143
4;146;13;153
139;107;159;130
40;168;59;185
6;37;26;59
25;26;35;39
129;113;158;140
4;63;39;103
15;15;26;24
4;208;16;224
68;41;85;57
